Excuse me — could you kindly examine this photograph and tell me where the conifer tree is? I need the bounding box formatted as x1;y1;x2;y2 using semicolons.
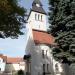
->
0;0;26;38
48;0;75;64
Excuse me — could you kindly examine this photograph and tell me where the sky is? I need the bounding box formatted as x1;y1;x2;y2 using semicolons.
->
0;0;49;57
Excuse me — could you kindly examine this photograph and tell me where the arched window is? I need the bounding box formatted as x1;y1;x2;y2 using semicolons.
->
41;15;43;21
47;64;49;72
42;50;44;58
38;14;40;20
35;14;37;20
43;64;45;72
45;50;48;58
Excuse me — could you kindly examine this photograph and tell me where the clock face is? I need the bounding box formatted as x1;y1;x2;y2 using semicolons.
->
36;4;40;7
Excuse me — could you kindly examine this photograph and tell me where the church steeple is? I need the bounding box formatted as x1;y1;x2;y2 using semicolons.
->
27;0;47;31
32;0;46;15
32;0;42;6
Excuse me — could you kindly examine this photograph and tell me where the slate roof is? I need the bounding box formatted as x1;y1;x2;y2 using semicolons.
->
32;0;42;6
31;0;46;14
32;29;55;45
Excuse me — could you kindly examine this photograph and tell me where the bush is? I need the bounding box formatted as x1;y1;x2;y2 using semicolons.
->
17;70;24;75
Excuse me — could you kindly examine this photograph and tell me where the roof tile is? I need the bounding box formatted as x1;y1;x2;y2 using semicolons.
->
32;29;55;45
7;57;23;64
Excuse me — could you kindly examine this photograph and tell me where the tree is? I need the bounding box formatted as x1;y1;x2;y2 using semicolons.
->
0;0;26;38
48;0;75;64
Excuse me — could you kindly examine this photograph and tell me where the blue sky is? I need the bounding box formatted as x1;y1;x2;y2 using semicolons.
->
0;0;48;57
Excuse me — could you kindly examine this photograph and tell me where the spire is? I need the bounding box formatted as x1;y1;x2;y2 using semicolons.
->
32;0;42;6
32;0;46;14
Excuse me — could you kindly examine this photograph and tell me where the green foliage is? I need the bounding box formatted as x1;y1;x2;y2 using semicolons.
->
48;0;75;64
17;70;24;75
0;0;26;38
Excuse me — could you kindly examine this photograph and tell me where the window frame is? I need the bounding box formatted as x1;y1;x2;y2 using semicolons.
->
43;64;45;72
42;50;44;58
38;14;40;20
35;14;37;20
47;64;49;72
41;15;43;21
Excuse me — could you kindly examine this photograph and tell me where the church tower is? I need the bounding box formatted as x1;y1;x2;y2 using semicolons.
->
27;0;47;31
25;0;63;75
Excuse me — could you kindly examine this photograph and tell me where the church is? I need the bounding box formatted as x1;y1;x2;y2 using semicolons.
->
24;0;63;75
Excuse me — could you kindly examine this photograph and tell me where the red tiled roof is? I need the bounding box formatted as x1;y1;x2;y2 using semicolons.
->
32;29;55;45
0;54;24;64
7;57;24;64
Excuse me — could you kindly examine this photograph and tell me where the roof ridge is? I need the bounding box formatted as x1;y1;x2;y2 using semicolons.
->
32;29;47;33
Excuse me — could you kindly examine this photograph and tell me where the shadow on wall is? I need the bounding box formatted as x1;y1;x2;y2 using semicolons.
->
31;44;55;75
41;47;54;75
24;37;33;75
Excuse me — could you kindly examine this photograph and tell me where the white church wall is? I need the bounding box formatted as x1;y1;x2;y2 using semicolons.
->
29;43;63;75
30;44;54;75
40;44;54;73
25;26;63;75
28;11;47;31
30;45;42;75
25;36;35;56
25;22;35;55
25;36;33;55
40;45;63;75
